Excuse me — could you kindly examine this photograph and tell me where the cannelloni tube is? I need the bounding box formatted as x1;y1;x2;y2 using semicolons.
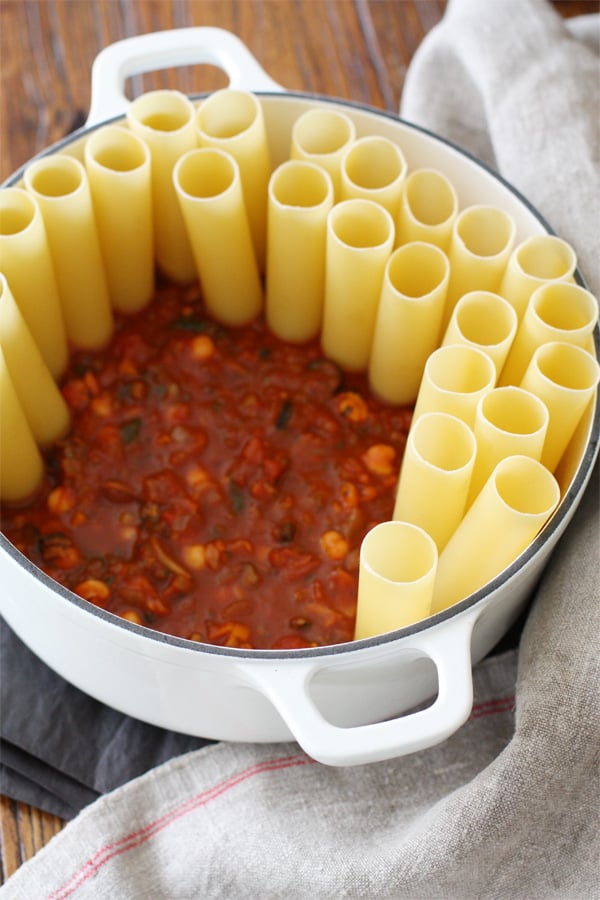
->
0;188;67;378
173;148;262;327
393;412;477;552
321;199;394;371
0;275;70;446
369;241;450;404
354;520;438;640
441;290;518;378
432;455;560;613
499;281;598;387
290;108;356;200
266;161;334;342
127;90;197;284
412;343;496;429
23;154;113;350
444;205;516;329
196;89;271;271
84;125;154;314
340;136;407;221
0;347;44;503
520;341;600;473
395;168;458;250
468;386;549;505
499;235;577;321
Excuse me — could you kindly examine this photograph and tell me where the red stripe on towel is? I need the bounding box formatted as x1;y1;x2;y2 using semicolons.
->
469;695;515;719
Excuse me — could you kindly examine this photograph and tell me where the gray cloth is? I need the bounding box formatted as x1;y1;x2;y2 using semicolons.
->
2;1;599;897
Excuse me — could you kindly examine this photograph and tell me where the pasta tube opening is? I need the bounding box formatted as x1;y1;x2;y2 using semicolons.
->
442;290;517;377
499;235;577;320
396;168;458;249
412;344;496;428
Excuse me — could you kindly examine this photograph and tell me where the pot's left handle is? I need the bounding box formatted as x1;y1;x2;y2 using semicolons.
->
87;27;284;127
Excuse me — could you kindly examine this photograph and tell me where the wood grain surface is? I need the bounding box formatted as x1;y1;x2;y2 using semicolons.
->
0;0;596;883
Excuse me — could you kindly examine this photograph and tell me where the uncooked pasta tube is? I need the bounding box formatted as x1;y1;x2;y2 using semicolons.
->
354;520;438;640
321;199;394;371
173;148;262;327
368;242;450;404
0;346;44;503
444;205;516;329
498;235;577;321
412;344;496;429
84;124;154;314
266;160;334;342
441;290;518;378
290;108;356;200
432;455;560;614
23;154;113;350
127;90;197;284
196;89;271;271
393;412;477;552
0;274;70;446
520;341;600;473
0;188;67;378
468;386;549;505
395;168;458;250
499;281;598;386
340;136;407;221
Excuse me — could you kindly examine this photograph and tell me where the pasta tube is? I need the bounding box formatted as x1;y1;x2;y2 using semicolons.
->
0;188;68;378
368;242;450;404
321;199;394;372
23;154;113;350
173;148;262;327
412;344;496;429
290;108;356;200
0;274;70;446
127;90;197;284
432;455;560;614
393;412;477;552
395;168;458;250
499;235;577;321
266;160;334;342
499;281;598;387
354;521;438;640
441;290;518;378
340;136;407;221
84;125;154;314
196;89;271;271
0;346;44;503
520;341;600;473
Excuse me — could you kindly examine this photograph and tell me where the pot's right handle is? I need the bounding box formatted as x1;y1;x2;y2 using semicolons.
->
87;27;283;127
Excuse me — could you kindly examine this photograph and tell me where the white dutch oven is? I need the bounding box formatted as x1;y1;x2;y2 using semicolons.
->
1;28;598;766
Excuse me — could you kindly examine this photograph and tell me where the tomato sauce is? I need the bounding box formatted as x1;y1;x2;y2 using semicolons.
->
1;280;412;649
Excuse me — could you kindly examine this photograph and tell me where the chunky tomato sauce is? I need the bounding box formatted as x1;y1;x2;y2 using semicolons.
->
1;280;412;649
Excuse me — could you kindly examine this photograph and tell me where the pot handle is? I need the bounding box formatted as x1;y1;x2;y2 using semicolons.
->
87;27;283;127
245;614;477;766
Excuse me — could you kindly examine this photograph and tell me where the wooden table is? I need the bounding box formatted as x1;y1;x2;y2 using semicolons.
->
0;0;595;883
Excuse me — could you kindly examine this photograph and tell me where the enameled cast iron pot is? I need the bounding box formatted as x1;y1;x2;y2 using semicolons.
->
1;28;598;766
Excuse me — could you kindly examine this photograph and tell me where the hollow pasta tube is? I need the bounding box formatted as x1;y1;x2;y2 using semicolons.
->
520;341;600;473
340;136;407;221
441;290;518;379
321;199;394;372
368;242;450;405
393;412;477;552
412;344;496;429
23;154;113;350
432;455;560;614
290;108;356;200
0;274;70;446
499;281;598;386
354;521;438;640
173;148;262;327
0;188;68;378
498;235;577;321
395;168;458;250
0;346;44;503
127;90;197;284
266;161;334;342
195;89;271;272
468;386;549;505
84;125;154;314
